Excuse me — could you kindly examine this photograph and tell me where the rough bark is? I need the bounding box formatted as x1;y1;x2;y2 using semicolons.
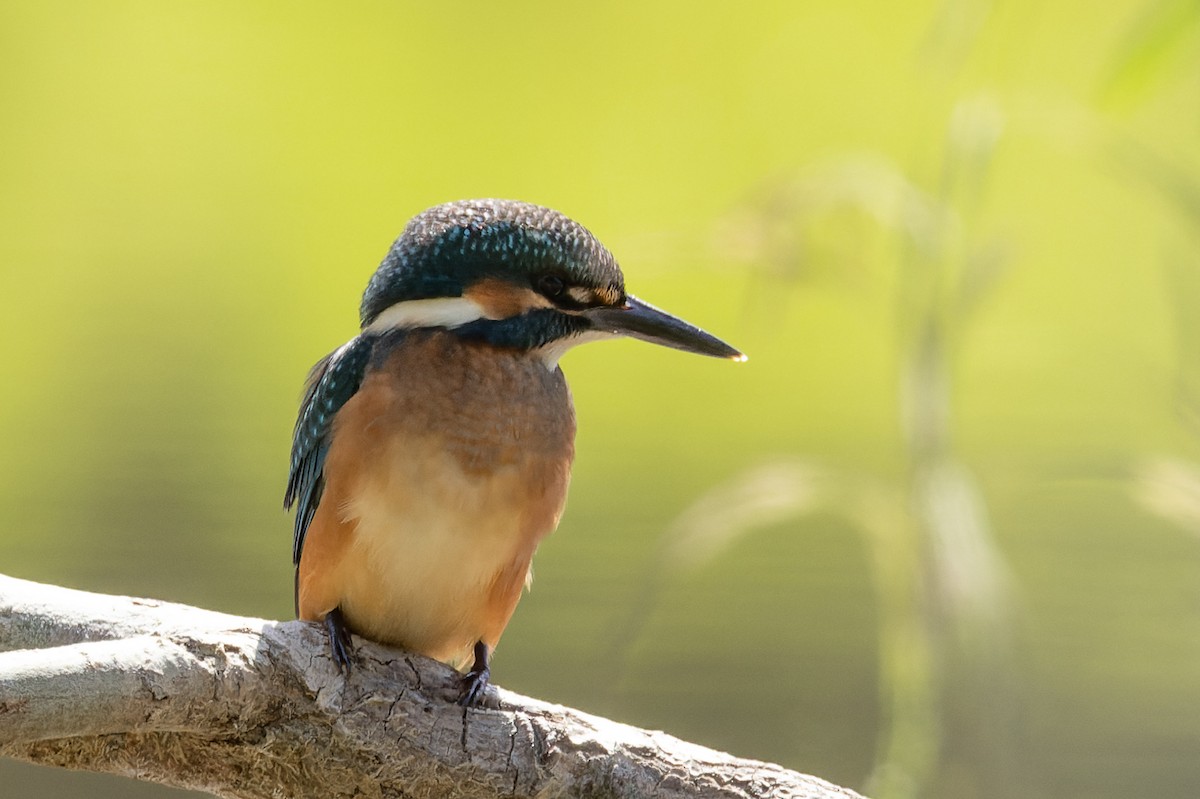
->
0;574;866;799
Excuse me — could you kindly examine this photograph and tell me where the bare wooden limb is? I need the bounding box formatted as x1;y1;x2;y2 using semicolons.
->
0;574;867;799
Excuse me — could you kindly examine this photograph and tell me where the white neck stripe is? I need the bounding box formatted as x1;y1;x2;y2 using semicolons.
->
365;296;618;370
364;297;487;334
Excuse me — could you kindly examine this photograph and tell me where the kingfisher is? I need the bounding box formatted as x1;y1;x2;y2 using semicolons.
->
285;199;743;705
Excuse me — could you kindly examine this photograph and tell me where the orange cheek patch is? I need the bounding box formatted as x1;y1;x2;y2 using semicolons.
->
465;278;552;318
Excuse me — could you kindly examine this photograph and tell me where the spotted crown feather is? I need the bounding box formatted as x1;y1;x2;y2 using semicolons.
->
359;199;624;327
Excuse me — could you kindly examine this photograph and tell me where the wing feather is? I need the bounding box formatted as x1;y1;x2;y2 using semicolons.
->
285;335;376;567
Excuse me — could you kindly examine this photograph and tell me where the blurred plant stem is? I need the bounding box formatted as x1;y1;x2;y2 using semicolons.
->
604;6;1199;798
649;95;1018;799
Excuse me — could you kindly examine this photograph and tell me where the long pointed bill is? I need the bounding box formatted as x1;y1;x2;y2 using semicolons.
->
583;295;746;360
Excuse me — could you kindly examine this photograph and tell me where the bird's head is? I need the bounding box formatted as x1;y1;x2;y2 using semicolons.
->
359;199;744;366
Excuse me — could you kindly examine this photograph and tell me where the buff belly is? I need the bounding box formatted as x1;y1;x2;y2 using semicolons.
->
296;331;575;670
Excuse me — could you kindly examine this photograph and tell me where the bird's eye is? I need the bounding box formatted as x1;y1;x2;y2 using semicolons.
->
535;274;566;299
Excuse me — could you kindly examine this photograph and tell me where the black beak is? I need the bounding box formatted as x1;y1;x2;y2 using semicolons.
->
583;295;745;360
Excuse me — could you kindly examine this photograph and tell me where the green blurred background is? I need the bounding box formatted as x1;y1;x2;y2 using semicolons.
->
2;1;1199;798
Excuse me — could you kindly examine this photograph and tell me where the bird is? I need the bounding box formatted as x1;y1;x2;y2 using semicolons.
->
285;199;743;705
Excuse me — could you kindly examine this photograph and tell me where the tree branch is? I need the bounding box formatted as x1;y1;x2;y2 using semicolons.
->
0;574;866;799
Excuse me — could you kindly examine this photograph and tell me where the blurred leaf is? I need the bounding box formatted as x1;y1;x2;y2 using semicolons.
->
1133;456;1200;538
715;157;950;292
944;95;1005;191
919;0;993;71
1101;0;1200;109
660;459;830;573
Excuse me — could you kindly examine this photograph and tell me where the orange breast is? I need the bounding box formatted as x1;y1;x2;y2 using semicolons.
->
296;331;575;669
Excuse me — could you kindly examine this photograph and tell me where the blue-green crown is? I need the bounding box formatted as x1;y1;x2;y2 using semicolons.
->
360;199;625;327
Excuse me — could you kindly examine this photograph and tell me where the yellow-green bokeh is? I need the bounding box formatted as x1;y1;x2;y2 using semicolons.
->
2;2;1198;798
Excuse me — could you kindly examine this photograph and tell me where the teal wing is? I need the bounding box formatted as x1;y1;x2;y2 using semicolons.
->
284;335;376;568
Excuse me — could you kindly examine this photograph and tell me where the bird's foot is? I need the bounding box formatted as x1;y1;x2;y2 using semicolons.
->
324;607;355;674
457;640;491;707
458;666;490;707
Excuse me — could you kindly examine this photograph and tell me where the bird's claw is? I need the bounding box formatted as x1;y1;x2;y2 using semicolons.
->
325;607;356;674
457;640;492;707
457;666;490;707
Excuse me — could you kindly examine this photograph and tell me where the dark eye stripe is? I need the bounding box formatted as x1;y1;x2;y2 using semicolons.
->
533;274;617;311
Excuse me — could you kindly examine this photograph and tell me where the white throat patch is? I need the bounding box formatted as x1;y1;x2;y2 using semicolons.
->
534;329;619;369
